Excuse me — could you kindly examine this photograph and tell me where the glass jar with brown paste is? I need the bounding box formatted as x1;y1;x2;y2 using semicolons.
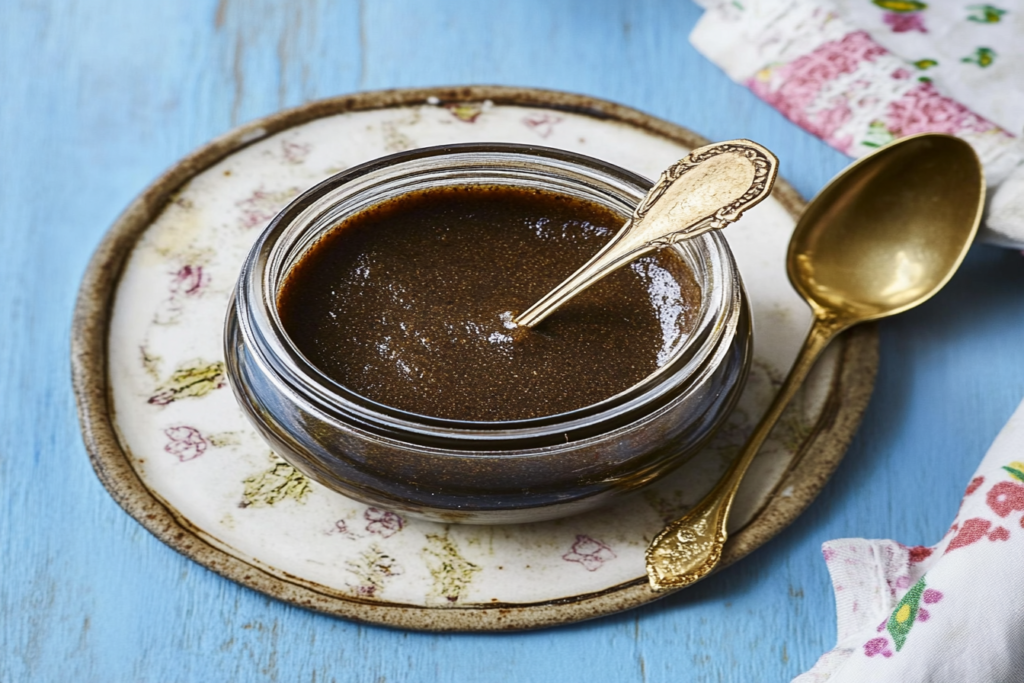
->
225;144;751;524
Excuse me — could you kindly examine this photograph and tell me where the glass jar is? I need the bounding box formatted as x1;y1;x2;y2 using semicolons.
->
225;144;751;524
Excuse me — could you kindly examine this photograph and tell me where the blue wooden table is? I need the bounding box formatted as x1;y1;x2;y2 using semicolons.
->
3;1;1023;681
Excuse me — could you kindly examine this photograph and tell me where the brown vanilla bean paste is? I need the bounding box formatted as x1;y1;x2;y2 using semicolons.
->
277;185;701;421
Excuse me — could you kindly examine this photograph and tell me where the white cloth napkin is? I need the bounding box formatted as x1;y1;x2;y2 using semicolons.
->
690;0;1024;247
790;398;1024;682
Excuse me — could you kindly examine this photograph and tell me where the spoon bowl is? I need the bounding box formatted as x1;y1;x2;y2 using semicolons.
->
790;134;984;322
646;133;985;591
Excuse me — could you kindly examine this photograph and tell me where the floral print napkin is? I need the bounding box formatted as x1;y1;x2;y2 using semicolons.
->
789;398;1024;681
690;0;1024;247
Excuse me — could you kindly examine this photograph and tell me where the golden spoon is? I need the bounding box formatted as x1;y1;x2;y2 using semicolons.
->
514;139;778;328
645;133;986;592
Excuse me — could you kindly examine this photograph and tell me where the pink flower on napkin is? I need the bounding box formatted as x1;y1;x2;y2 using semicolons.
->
882;11;927;34
883;81;999;137
945;517;991;552
748;31;885;153
966;475;986;496
905;545;932;563
864;636;893;658
986;480;1024;517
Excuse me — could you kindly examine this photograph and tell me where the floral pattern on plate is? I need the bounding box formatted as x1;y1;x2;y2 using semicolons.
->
107;100;838;608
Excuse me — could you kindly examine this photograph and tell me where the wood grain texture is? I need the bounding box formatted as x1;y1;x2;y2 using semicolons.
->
1;1;1022;681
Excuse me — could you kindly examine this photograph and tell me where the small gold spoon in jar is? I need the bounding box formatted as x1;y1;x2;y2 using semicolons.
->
514;139;779;328
645;133;985;592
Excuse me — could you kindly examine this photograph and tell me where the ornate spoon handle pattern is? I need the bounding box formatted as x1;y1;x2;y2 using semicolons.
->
514;140;779;328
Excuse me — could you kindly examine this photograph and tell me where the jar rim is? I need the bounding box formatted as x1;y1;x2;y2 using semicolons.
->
233;143;744;447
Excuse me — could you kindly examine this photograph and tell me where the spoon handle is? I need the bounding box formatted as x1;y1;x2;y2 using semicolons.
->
645;312;850;591
514;140;778;329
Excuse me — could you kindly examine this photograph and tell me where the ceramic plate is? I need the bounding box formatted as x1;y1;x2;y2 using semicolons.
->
72;86;877;631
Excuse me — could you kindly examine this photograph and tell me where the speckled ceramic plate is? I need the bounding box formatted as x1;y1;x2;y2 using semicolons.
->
72;86;877;631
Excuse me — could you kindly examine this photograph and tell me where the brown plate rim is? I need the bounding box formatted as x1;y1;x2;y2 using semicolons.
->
71;85;878;632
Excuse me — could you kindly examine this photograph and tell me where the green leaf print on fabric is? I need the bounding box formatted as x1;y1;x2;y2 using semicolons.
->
887;579;925;650
862;121;896;148
912;58;938;69
872;0;927;11
885;578;944;651
962;47;997;67
967;5;1007;23
1002;461;1024;482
